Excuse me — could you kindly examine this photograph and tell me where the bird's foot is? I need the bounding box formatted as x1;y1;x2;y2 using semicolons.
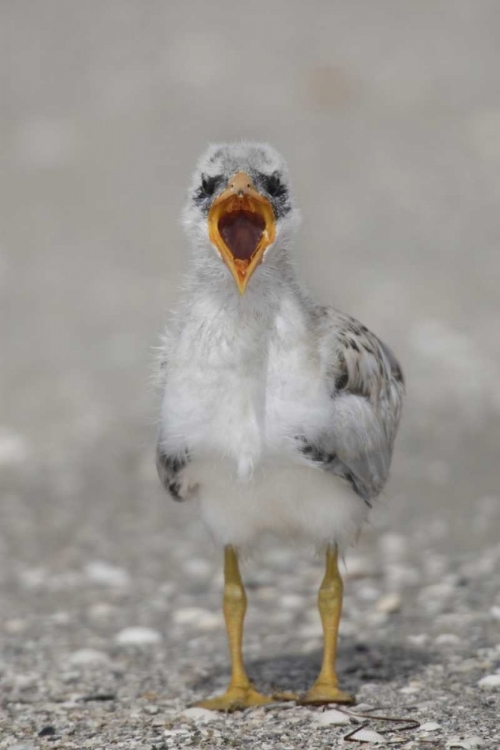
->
301;682;355;705
195;684;273;712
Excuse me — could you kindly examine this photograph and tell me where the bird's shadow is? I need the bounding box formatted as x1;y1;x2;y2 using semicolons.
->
194;639;434;696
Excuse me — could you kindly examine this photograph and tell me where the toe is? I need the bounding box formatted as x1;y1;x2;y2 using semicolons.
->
301;684;355;705
195;686;273;712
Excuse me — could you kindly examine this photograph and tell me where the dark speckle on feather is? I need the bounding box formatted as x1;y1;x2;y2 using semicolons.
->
296;436;372;507
299;440;336;466
335;369;349;391
168;481;183;501
165;454;187;474
156;446;190;502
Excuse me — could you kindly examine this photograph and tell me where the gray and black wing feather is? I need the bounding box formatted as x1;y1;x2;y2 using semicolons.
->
301;308;404;505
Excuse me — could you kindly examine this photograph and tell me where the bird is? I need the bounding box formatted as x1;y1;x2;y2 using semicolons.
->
156;142;404;711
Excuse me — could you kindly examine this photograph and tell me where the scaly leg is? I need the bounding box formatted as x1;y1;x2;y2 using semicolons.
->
196;545;272;711
302;545;355;704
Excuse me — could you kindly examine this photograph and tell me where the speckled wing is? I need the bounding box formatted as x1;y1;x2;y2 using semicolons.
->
309;308;405;504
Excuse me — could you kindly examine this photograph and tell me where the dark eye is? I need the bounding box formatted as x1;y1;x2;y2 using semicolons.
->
263;171;286;198
201;174;220;197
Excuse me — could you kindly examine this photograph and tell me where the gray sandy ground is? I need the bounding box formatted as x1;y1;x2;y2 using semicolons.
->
1;2;499;748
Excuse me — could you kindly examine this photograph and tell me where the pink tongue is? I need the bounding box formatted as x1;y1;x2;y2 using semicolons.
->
218;210;265;260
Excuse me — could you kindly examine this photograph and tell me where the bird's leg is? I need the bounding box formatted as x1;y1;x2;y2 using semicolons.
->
196;545;272;711
302;545;355;704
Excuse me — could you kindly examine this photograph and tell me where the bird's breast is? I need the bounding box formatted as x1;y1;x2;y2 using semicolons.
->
161;308;332;476
162;345;266;475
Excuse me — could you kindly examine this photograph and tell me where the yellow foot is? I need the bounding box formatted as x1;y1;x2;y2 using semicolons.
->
301;683;355;705
195;685;273;712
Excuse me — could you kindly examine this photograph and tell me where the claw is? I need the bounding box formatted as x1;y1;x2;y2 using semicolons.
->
196;685;273;712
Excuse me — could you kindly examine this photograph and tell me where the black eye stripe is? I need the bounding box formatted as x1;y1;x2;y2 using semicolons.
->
193;171;291;218
201;174;222;197
260;171;287;198
193;174;223;210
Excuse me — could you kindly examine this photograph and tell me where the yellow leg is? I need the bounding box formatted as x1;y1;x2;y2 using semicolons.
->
302;545;355;704
196;546;272;711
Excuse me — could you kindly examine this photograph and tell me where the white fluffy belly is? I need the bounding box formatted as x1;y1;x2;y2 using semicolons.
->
192;457;369;551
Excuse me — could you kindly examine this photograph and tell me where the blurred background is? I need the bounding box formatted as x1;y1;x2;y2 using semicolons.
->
1;0;499;560
0;1;499;744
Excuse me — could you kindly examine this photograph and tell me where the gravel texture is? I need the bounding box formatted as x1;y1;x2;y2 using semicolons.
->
1;2;500;748
1;535;499;748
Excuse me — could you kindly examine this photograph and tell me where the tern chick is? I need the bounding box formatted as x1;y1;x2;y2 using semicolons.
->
156;142;404;710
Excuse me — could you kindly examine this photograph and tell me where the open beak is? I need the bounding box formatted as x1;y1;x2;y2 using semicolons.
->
208;172;276;294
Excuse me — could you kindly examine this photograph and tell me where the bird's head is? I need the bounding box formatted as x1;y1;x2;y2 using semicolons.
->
183;142;300;294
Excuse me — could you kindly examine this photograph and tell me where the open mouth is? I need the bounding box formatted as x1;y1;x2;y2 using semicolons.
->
208;173;276;294
218;209;266;261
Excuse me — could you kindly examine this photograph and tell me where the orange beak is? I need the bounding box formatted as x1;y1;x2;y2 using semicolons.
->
208;172;276;294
